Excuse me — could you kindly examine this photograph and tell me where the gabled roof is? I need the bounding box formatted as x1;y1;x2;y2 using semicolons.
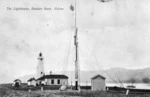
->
37;74;68;80
14;79;21;82
28;77;36;82
91;74;106;80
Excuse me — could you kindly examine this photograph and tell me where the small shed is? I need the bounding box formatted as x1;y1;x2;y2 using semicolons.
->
13;79;21;87
28;77;36;86
91;74;106;91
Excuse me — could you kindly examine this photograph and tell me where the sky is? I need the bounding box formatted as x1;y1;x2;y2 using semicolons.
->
0;0;150;82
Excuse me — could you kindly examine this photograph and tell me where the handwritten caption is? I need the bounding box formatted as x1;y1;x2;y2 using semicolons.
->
7;7;64;11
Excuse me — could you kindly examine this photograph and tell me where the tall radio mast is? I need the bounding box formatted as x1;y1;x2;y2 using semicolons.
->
71;0;79;90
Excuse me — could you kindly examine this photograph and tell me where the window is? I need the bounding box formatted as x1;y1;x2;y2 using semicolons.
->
41;72;43;74
57;79;60;84
51;79;54;84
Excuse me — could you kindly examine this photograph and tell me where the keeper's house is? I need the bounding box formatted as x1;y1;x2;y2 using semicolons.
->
36;74;68;86
91;74;106;91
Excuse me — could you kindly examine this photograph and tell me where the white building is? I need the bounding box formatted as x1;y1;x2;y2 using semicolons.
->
37;52;44;79
28;77;36;86
34;52;68;86
91;74;106;91
36;74;68;86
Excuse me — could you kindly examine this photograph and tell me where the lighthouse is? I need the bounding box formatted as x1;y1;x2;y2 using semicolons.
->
37;52;44;79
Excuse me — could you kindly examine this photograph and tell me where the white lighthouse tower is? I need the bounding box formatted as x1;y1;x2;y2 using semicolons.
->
37;52;44;79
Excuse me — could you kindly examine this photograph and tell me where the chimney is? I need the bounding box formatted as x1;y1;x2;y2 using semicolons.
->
50;71;52;75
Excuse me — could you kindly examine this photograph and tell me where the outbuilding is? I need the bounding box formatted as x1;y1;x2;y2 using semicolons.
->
91;74;106;91
28;77;36;86
13;79;22;87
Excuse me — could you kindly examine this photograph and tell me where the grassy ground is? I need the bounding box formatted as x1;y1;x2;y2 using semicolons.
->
1;83;150;97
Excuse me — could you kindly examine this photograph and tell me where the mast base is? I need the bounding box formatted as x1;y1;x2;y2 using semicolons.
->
75;81;78;90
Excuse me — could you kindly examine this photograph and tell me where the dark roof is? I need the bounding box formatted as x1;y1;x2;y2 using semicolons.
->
91;74;106;80
37;74;68;80
14;79;21;82
28;77;36;82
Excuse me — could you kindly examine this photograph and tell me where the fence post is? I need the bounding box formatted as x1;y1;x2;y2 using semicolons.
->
126;89;129;95
106;87;109;91
41;87;43;91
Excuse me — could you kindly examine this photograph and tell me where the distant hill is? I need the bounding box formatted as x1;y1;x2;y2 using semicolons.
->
19;67;150;84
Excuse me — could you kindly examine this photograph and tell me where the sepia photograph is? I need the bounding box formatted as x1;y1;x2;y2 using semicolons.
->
0;0;150;96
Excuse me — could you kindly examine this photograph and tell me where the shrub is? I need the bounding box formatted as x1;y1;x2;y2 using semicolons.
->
142;77;150;83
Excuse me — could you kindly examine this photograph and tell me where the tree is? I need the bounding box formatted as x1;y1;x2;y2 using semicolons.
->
127;77;136;84
142;77;150;83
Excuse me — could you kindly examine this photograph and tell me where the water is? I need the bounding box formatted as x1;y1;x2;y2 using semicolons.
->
69;82;150;89
106;83;150;89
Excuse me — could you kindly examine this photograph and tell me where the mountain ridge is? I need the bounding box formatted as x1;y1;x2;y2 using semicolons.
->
18;67;150;84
